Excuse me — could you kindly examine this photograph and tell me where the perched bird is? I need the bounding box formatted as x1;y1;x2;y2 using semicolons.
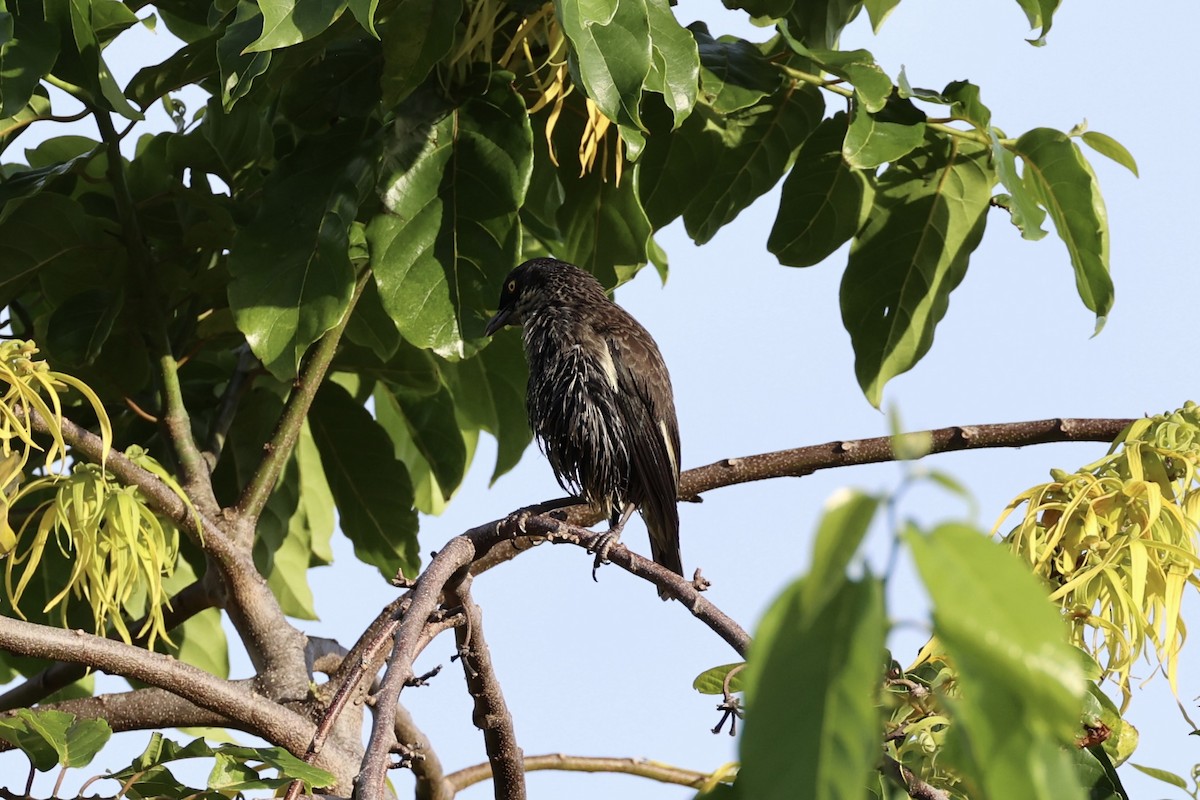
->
484;258;682;597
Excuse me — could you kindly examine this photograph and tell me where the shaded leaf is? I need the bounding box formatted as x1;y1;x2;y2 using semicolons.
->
377;381;467;500
785;0;863;49
644;0;699;128
44;288;123;367
0;194;116;303
770;112;872;267
126;34;220;109
1012;128;1112;331
379;0;460;107
557;160;653;286
841;136;992;407
228;119;380;380
309;381;419;580
43;0;141;119
215;2;272;109
0;15;58;118
1072;745;1128;800
808;47;891;112
692;25;780;114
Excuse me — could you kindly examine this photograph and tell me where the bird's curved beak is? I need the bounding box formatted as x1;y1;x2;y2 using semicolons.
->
484;307;513;337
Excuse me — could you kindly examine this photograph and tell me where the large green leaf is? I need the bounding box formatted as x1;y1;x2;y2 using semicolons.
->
0;87;50;155
644;0;699;128
379;0;460;107
692;25;780;114
0;193;116;303
806;48;891;113
368;72;532;358
1012;128;1112;331
990;128;1047;240
0;14;58;118
769;113;873;267
1013;0;1060;45
556;0;652;130
244;0;346;52
0;709;111;771
907;523;1085;800
785;0;863;49
309;381;419;581
864;0;901;31
557;162;653;286
126;34;220;111
375;381;468;501
228;119;379;380
842;94;925;169
682;83;824;244
841;135;992;407
741;577;885;800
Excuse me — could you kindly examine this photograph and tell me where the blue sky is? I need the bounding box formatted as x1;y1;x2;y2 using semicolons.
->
3;0;1199;797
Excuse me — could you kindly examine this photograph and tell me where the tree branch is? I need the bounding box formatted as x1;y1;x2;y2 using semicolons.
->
451;576;525;800
0;616;314;755
233;270;371;534
471;417;1136;576
0;579;217;711
880;754;951;800
202;344;260;471
395;701;454;800
447;753;712;792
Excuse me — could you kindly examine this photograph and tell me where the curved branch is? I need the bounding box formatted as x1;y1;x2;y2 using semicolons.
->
447;753;712;792
0;616;314;754
452;577;525;799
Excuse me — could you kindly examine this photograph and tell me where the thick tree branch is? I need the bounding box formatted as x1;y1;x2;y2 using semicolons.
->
447;753;712;792
451;577;525;800
0;579;217;711
0;616;314;754
471;417;1136;576
234;270;371;533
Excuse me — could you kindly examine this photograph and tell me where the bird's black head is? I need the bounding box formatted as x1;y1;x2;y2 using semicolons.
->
484;258;608;336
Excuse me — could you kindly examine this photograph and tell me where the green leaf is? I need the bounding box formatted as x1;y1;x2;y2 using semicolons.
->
770;112;872;267
692;25;780;114
991;128;1047;240
1012;128;1112;331
441;331;531;483
785;0;864;49
245;0;346;51
719;0;793;19
0;15;58;118
0;194;116;303
0;87;51;155
1013;0;1060;45
693;662;746;695
940;79;991;130
806;490;879;607
228;119;379;380
126;35;220;109
43;0;142;120
369;72;532;358
376;381;468;500
293;422;335;567
1080;131;1138;177
343;273;401;362
841;136;992;407
309;381;420;581
0;710;112;770
1131;764;1187;791
682;84;824;244
843;94;926;169
864;0;901;31
807;48;891;113
254;456;318;619
216;2;272;109
1072;746;1128;800
906;523;1086;800
348;0;379;36
557;161;653;286
741;577;885;800
379;0;460;107
44;288;123;367
644;0;698;128
556;0;652;130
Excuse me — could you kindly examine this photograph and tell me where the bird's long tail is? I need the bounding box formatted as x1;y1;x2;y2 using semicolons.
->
643;500;683;600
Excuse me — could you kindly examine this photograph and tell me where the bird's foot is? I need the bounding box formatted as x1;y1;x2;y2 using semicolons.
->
588;528;623;582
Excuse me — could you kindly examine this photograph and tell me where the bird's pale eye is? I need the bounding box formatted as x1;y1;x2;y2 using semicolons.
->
507;280;517;293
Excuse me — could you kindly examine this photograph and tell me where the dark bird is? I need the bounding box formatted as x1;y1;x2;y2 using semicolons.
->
484;258;682;597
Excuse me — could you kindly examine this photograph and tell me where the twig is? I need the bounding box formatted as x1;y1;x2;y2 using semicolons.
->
452;577;525;800
447;753;711;792
879;754;951;800
234;269;372;532
202;344;259;470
